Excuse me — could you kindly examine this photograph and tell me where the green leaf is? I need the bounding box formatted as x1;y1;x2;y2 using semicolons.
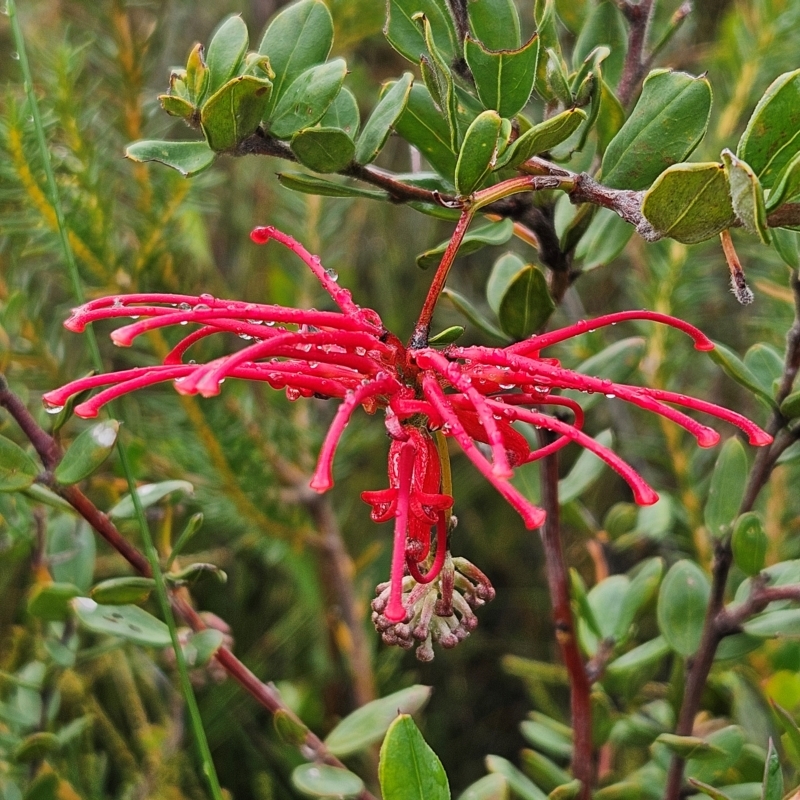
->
417;219;514;269
321;87;360;139
379;715;450;800
495;108;586;170
766;150;800;213
558;429;613;504
159;94;196;121
732;513;768;577
737;69;800;189
13;732;60;763
467;0;520;49
166;512;204;568
200;76;272;151
573;208;634;270
167;562;227;585
704;437;748;538
259;0;334;112
487;252;526;314
0;434;38;492
290;127;355;172
394;83;458;178
72;598;172;648
744;343;783;397
657;560;710;657
109;479;194;520
385;0;457;65
22;483;73;511
53;420;119;485
596;80;625;155
48;519;95;591
762;739;783;800
533;0;560;102
355;73;414;164
573;1;626;86
642;162;735;244
721;149;771;244
442;288;510;343
27;582;81;621
498;264;555;340
125;140;216;177
485;755;547;800
617;558;664;638
267;58;346;139
205;15;248;95
291;764;364;798
601;69;712;190
772;228;800;268
587;574;629;642
183;629;225;667
545;48;572;106
456;774;509;800
520;749;571;793
464;34;539;118
456;110;502;195
90;577;156;605
742;609;800;638
548;780;582;800
325;685;432;757
278;170;389;199
520;721;572;761
780;389;800;419
606;636;670;678
688;779;733;800
656;734;726;761
429;325;465;345
708;341;776;407
770;701;800;762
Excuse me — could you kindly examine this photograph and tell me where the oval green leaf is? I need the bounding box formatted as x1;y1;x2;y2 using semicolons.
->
520;721;572;761
642;162;735;243
485;755;547;800
704;437;748;538
763;739;783;800
766;151;800;212
290;127;355;173
205;15;248;95
442;288;510;343
278;171;389;199
125;140;216;177
325;684;432;757
54;420;119;485
743;609;800;638
184;628;225;667
385;0;457;65
464;34;539;118
417;218;514;270
108;479;194;520
13;732;60;763
721;149;771;244
573;1;626;86
27;582;81;621
743;342;783;397
732;512;768;576
495;108;586;170
573;208;634;270
72;598;172;648
201;75;272;151
606;636;670;678
321;87;360;139
90;577;156;606
737;69;800;189
456;110;502;195
379;715;450;800
292;764;364;798
707;341;776;407
601;69;712;190
519;749;570;793
456;773;509;800
0;434;38;492
657;560;710;657
780;389;800;419
487;252;526;314
497;263;555;340
267;58;346;139
355;73;414;165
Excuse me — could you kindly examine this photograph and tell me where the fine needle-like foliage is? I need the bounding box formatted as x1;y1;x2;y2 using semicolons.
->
2;2;800;800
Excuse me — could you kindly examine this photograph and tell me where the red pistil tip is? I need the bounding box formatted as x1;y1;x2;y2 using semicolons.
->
695;340;715;352
74;402;99;419
309;474;333;493
750;430;774;447
635;485;660;506
697;429;721;448
250;226;274;245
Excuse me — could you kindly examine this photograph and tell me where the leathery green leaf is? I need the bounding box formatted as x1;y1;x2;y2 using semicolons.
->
321;87;360;139
258;0;333;112
520;749;570;793
53;420;119;485
558;429;613;505
109;479;194;519
744;342;783;396
742;609;800;638
267;58;346;139
657;560;710;657
417;219;514;270
704;437;748;538
656;734;726;761
456;110;502;195
486;755;547;800
496;108;586;169
442;288;510;343
290;127;355;173
606;636;670;678
464;34;539;118
601;69;712;190
707;341;776;407
642;162;735;243
687;780;733;800
0;434;38;492
572;1;626;87
737;69;800;189
721;149;771;244
291;764;364;798
325;685;432;757
72;598;172;648
355;73;413;164
574;208;634;270
125;140;216;177
467;0;520;50
27;582;81;621
731;512;768;576
394;83;457;179
278;171;389;200
456;774;509;800
487;252;526;314
204;15;248;95
200;75;272;151
90;577;156;606
780;389;800;419
385;0;458;65
766;150;800;212
762;739;783;800
379;715;450;800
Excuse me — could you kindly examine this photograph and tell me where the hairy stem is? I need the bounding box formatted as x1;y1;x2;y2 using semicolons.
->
538;430;593;798
616;0;656;106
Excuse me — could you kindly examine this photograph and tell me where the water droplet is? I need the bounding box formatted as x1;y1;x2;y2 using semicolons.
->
605;393;616;399
178;302;191;311
129;315;140;320
180;320;189;325
266;320;276;327
499;383;514;389
26;115;34;123
112;298;124;309
44;402;64;415
299;343;312;352
534;385;549;394
200;293;214;302
355;347;366;356
325;267;338;281
239;333;253;340
11;51;20;60
309;362;318;368
1;7;9;16
188;359;196;364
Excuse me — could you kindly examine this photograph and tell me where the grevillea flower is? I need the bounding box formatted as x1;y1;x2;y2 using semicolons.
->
46;226;773;660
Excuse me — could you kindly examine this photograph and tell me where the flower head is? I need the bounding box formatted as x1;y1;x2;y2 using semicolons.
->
46;226;772;659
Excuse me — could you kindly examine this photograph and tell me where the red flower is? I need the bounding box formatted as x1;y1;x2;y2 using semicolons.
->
46;226;772;658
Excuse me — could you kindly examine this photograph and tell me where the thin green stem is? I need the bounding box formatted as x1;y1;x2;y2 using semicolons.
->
8;4;223;797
